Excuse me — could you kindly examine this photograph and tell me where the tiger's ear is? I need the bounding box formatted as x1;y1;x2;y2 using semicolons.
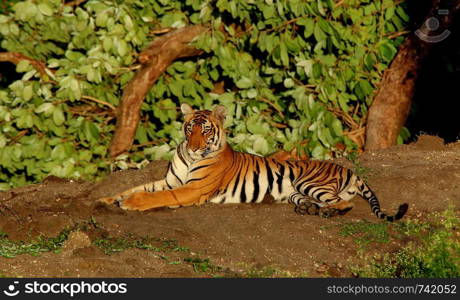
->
212;105;227;122
180;103;194;116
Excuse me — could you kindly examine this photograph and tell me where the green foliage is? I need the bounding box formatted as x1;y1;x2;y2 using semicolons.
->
0;0;410;188
340;220;391;247
0;0;20;14
0;228;71;258
93;235;189;255
183;257;222;273
353;208;460;278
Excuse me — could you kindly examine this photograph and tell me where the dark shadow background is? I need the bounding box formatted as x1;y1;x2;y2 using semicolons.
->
404;0;460;143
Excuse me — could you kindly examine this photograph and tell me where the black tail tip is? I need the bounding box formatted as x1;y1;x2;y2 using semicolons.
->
394;203;409;220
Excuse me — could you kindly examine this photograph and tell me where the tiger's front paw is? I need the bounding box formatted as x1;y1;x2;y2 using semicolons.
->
98;196;118;205
118;192;151;211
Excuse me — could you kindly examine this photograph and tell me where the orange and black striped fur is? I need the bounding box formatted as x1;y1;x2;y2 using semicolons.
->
99;104;408;221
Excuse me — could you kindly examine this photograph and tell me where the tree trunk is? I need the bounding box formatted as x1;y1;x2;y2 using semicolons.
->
365;0;460;150
109;25;208;157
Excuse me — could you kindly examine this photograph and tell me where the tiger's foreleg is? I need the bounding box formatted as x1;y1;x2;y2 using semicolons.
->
98;179;170;205
118;183;216;211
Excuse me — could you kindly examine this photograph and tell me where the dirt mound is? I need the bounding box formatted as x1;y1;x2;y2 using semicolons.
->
0;135;458;277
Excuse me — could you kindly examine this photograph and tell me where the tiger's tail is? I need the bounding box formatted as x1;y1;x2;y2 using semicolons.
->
356;177;408;222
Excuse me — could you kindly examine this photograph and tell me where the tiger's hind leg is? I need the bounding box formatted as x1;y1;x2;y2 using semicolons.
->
318;200;354;218
289;190;354;218
288;192;320;216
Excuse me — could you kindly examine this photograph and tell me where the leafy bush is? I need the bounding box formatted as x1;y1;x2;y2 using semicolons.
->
0;0;20;14
354;208;460;278
0;0;409;189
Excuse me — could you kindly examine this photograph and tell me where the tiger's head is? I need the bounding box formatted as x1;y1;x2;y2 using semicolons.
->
180;103;227;160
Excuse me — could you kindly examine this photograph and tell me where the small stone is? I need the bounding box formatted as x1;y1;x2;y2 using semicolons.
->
61;231;91;257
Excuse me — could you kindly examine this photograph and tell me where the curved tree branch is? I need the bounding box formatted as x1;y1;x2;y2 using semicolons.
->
109;24;208;157
0;52;52;78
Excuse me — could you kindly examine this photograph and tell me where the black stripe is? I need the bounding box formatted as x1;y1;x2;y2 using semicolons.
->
276;163;285;194
232;172;241;197
295;177;312;191
303;181;329;196
315;191;328;200
288;166;295;183
186;177;204;184
190;164;211;173
240;179;247;203
265;160;274;193
251;161;260;203
220;196;226;204
166;180;173;189
239;158;251;203
170;165;183;185
285;160;295;168
341;169;352;190
232;152;243;197
177;147;188;166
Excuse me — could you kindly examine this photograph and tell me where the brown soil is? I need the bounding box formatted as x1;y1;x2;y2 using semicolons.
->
0;135;459;277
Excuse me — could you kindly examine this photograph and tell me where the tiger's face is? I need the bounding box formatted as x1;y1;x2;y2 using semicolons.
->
181;103;227;160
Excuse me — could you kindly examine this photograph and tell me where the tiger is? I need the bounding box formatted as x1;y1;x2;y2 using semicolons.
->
99;103;408;221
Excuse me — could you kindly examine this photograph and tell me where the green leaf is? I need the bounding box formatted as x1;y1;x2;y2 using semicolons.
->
331;119;343;136
247;89;258;98
53;107;65;126
169;80;183;97
83;121;100;143
311;145;324;158
283;78;295;88
0;133;7;148
378;42;398;63
16;60;31;73
280;42;289;67
51;144;67;160
235;77;253;89
314;22;327;42
299;18;314;38
38;3;54;16
35;103;55;115
253;135;269;155
22;85;33;101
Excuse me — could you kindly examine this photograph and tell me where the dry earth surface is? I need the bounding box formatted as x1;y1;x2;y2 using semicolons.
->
0;135;459;277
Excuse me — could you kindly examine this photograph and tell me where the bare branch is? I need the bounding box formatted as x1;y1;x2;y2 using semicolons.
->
81;95;116;111
0;52;52;78
109;25;209;157
65;0;87;7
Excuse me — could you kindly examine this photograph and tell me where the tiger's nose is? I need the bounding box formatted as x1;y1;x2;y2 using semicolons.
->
188;141;201;152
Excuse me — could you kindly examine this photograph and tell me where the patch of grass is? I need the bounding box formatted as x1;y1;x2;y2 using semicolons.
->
93;237;159;255
0;228;72;258
340;220;391;247
93;235;189;255
353;207;460;278
183;257;222;273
